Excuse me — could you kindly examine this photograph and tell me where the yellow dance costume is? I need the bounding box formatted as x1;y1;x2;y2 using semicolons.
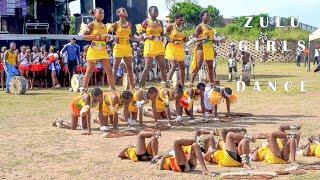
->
112;21;132;58
126;147;139;162
6;50;17;66
128;90;145;113
209;88;237;106
256;139;287;164
99;92;121;116
190;23;215;73
210;149;243;167
141;19;165;58
86;21;109;61
155;88;172;113
165;23;185;61
315;144;320;158
304;143;320;157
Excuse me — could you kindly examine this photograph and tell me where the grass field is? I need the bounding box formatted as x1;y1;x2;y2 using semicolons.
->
0;62;320;179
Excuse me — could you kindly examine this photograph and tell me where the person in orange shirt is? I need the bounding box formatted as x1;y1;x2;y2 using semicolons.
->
304;47;310;67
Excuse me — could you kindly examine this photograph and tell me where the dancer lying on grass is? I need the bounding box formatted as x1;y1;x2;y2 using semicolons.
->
302;135;320;158
202;129;258;169
118;131;161;162
251;124;302;164
158;138;212;175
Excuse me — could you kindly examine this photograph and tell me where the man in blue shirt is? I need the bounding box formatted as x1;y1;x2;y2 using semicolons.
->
60;37;80;90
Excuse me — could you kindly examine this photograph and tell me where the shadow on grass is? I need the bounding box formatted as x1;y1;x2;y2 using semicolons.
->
168;113;315;132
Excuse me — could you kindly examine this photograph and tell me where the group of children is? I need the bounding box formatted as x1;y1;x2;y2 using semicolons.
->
0;42;129;92
118;123;310;175
53;82;237;134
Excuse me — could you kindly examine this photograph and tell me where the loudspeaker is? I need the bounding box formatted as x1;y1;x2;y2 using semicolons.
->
95;0;112;23
80;0;94;15
14;8;22;19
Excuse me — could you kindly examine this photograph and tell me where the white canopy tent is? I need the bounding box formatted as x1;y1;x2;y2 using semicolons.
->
308;29;320;72
309;28;320;41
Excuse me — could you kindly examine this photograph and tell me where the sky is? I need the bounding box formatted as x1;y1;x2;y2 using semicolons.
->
69;0;319;27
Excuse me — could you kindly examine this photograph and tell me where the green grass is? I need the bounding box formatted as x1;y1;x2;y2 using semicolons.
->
0;62;320;179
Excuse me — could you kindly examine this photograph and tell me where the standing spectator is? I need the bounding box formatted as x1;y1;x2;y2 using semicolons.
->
18;46;30;82
184;50;191;80
314;45;320;66
30;46;40;89
48;46;61;88
3;42;19;93
39;46;48;88
60;37;80;91
0;46;7;90
296;47;302;67
304;47;310;67
213;48;218;80
80;45;89;75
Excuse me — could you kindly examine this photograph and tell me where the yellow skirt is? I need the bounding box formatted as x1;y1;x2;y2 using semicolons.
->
190;43;214;73
143;39;165;58
87;41;109;61
315;144;320;158
213;150;243;167
165;43;185;61
264;149;287;164
113;43;132;58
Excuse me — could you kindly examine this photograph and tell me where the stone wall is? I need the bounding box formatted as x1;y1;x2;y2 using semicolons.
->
214;40;314;62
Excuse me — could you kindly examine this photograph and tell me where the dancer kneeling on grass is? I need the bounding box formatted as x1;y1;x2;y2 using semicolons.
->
302;135;320;158
178;82;206;122
143;86;177;125
118;131;161;162
52;87;104;135
208;86;237;119
158;139;211;175
94;90;133;131
251;124;301;164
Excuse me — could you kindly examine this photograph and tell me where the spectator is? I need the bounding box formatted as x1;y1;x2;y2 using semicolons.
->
18;45;30;82
304;47;310;67
0;46;7;90
296;47;302;67
30;46;41;89
3;42;19;93
185;50;191;80
40;46;48;88
60;37;80;91
314;45;320;66
48;46;61;88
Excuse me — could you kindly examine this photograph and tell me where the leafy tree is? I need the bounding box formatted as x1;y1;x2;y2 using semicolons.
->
165;0;198;9
169;2;224;27
206;5;224;27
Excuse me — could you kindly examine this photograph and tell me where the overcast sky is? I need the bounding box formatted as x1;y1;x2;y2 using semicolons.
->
70;0;319;27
